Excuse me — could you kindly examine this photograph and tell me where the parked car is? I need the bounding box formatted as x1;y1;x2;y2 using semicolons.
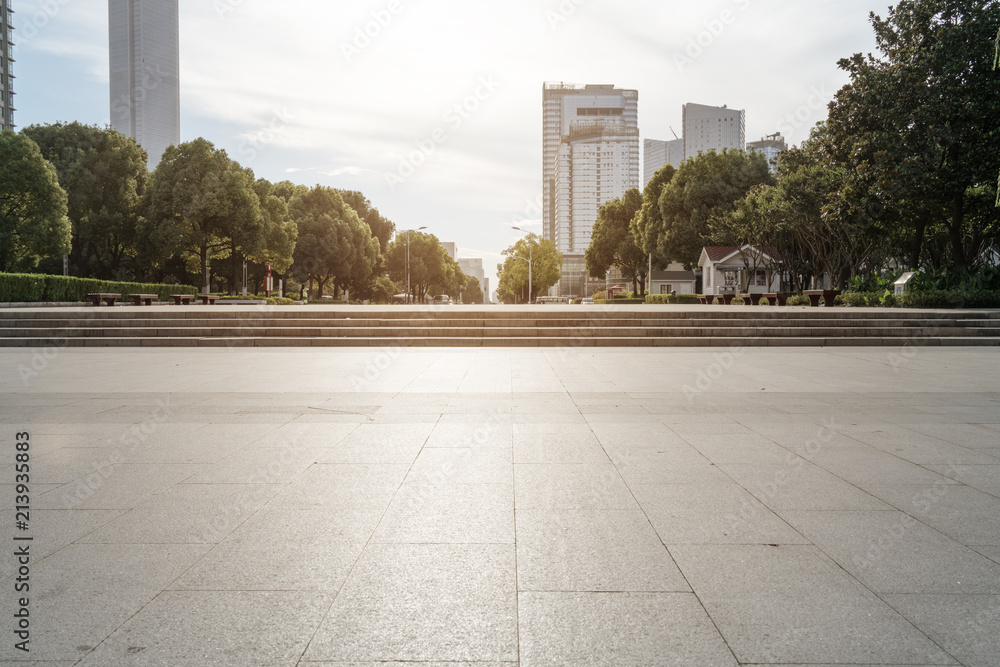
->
433;295;452;305
581;297;594;305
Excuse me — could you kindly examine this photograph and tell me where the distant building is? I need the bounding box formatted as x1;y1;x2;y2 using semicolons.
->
683;102;745;160
747;133;788;173
543;82;640;297
109;0;180;168
441;242;457;260
643;138;684;186
699;245;782;296
649;264;697;295
458;257;487;302
1;0;13;131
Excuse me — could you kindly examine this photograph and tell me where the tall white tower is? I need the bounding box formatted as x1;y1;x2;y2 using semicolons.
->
109;0;180;168
542;83;640;297
682;102;745;160
1;0;14;131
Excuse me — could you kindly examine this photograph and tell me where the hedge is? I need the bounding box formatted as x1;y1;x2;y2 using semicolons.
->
593;298;646;305
645;293;702;305
839;289;1000;309
0;272;199;303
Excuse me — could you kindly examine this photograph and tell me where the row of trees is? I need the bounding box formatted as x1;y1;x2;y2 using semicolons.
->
1;123;481;302
586;0;999;294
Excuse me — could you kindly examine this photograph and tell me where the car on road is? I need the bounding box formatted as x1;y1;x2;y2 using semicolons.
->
581;297;594;305
433;295;452;305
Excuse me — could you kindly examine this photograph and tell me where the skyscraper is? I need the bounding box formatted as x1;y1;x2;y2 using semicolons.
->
543;83;640;297
643;137;684;186
747;133;788;173
109;0;180;168
1;0;14;132
682;102;745;160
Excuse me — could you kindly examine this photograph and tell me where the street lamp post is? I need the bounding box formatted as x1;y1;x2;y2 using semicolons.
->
406;226;428;304
511;227;533;305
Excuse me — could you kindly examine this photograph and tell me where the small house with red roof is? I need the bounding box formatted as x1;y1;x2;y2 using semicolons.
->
698;245;783;295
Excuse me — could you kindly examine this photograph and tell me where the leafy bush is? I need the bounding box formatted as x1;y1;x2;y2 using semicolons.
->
0;272;197;303
593;298;646;305
786;295;810;306
837;291;886;307
645;293;701;305
897;289;1000;309
0;274;46;302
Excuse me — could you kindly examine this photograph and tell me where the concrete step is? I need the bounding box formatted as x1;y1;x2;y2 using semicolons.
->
2;306;997;347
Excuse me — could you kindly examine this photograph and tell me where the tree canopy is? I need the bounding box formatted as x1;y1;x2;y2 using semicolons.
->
289;185;380;298
22;122;148;280
631;163;675;267
141;138;265;293
826;0;1000;271
496;233;561;304
585;188;648;296
654;149;773;269
385;231;454;303
0;131;72;273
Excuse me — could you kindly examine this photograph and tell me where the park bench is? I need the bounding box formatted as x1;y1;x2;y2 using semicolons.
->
698;295;715;305
803;290;841;307
170;294;194;305
721;294;735;305
195;295;219;305
741;294;761;306
86;293;120;307
129;294;159;306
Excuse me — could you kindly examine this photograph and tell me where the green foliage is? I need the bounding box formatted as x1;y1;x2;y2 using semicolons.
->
385;230;455;303
461;275;485;304
585;189;648;296
339;190;395;254
655;149;773;268
22;122;148;280
0;130;72;272
593;298;645;305
288;186;380;299
827;0;1000;271
0;272;196;302
786;295;810;306
141;138;265;293
496;233;562;304
645;293;702;304
631;164;675;265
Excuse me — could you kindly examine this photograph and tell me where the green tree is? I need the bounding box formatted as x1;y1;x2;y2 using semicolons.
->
141;138;264;293
826;0;1000;270
461;275;484;304
22;122;148;280
496;233;561;304
0;131;72;272
385;231;451;303
239;179;298;294
585;189;648;296
631;163;676;267
339;191;395;254
655;149;773;269
289;186;380;298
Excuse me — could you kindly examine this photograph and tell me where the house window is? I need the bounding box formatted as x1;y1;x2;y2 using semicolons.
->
660;285;667;294
755;270;766;287
724;271;736;287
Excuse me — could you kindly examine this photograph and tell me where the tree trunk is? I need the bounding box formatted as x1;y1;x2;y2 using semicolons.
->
230;246;241;296
948;194;967;272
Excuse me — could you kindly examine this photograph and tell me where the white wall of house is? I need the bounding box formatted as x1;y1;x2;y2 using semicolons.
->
699;247;782;295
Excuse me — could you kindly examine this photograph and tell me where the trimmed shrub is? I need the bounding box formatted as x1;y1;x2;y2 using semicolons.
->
897;289;1000;309
0;272;198;303
0;273;46;302
838;291;886;307
786;295;810;306
594;298;646;305
645;293;701;305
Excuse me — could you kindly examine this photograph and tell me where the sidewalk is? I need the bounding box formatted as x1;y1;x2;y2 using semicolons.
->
1;347;998;665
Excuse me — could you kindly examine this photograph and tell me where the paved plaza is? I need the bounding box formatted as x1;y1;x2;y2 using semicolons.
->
1;346;999;665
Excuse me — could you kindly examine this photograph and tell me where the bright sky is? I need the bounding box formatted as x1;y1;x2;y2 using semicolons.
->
11;0;888;295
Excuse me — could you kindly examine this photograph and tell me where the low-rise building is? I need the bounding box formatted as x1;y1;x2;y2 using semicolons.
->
699;245;782;295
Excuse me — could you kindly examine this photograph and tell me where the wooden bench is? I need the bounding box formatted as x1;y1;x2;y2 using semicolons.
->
129;294;159;306
195;295;219;305
170;294;194;305
698;295;715;305
740;294;760;306
763;293;791;306
721;294;735;305
803;290;841;307
86;293;120;307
